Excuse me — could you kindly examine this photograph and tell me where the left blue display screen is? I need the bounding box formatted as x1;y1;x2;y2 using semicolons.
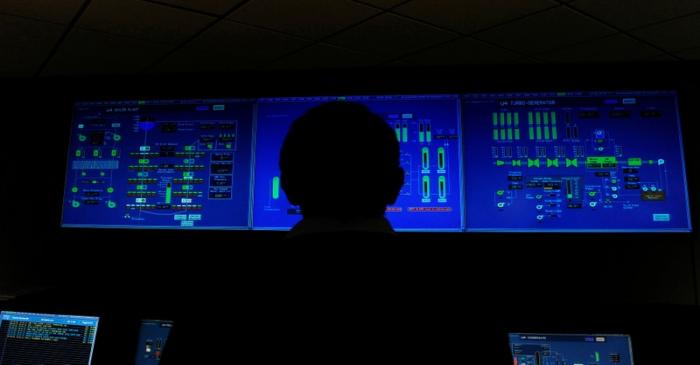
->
62;99;254;229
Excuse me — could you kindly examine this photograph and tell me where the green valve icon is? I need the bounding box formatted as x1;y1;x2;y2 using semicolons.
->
527;159;540;168
72;200;80;208
78;134;87;142
512;160;522;167
496;190;505;196
107;187;114;193
496;160;505;166
107;201;116;209
71;187;78;193
589;191;597;197
100;172;105;176
113;134;121;141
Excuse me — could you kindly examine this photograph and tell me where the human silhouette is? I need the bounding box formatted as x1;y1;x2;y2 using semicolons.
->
279;101;405;240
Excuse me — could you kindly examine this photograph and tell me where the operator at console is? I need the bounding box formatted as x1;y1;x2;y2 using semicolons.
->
279;101;405;240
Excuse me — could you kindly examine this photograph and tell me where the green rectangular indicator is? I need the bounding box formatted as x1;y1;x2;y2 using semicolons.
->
422;176;430;199
628;157;642;166
508;128;513;140
500;112;505;127
213;104;225;111
507;113;512;126
544;125;550;140
552;126;558;140
438;176;446;199
535;112;541;125
536;126;542;140
493;129;499;141
586;156;618;168
515;129;520;140
75;150;81;157
492;113;498;127
514;112;519;127
402;124;408;143
165;184;172;204
501;129;506;140
111;149;118;157
529;127;534;140
551;111;557;124
543;112;549;125
272;176;280;199
93;149;100;157
528;112;533;125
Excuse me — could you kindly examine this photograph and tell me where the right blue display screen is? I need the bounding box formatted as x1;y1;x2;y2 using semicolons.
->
509;333;634;365
463;91;692;232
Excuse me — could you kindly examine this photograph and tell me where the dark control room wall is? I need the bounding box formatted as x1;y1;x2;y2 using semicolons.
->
0;63;698;306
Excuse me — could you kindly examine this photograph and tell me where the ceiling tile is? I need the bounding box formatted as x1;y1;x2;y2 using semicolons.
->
675;46;700;60
474;6;615;55
631;14;700;52
647;53;679;61
155;0;244;15
394;0;556;34
538;34;662;63
0;0;84;24
229;0;379;40
42;28;172;76
355;0;407;8
325;13;458;59
269;43;384;69
78;0;214;45
0;14;64;77
156;20;310;72
569;0;700;30
400;37;523;65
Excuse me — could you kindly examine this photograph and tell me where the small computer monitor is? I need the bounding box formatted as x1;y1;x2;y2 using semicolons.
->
464;90;692;232
0;311;99;365
61;99;254;229
509;333;634;365
135;319;173;365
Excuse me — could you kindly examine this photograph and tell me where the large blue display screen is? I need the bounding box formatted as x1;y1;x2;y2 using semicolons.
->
61;91;691;232
464;91;691;232
509;333;634;365
62;99;254;229
252;95;463;231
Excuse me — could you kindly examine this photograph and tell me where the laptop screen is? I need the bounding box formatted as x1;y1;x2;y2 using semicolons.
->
509;333;634;365
0;311;99;365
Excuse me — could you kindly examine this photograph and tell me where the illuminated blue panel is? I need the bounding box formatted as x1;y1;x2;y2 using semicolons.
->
252;95;463;231
463;91;692;232
0;311;99;365
61;99;254;229
509;333;634;365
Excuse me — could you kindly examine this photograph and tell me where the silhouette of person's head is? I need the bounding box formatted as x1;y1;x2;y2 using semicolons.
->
280;102;404;221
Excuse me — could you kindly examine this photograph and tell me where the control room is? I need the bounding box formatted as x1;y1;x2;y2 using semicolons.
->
1;1;699;364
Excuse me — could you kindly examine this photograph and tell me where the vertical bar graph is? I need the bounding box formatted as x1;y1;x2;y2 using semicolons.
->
551;111;558;140
536;112;542;140
272;176;280;200
528;112;534;140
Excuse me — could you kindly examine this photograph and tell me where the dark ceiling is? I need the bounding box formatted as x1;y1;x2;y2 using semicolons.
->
1;0;699;78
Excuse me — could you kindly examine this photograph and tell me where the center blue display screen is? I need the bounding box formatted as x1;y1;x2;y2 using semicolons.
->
252;95;463;231
61;91;692;232
509;333;634;365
